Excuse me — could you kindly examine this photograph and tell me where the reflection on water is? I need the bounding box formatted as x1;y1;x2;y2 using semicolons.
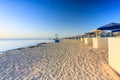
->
0;38;53;52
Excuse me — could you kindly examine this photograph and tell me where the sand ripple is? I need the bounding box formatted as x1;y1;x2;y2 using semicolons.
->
0;40;119;80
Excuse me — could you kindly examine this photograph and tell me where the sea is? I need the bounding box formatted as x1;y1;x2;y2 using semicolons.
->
0;38;53;52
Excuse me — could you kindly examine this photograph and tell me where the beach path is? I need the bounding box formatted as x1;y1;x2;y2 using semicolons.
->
0;40;120;80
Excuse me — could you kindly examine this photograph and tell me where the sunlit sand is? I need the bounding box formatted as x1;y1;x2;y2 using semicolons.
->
0;40;119;80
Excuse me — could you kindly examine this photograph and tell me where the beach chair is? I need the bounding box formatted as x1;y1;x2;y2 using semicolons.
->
55;39;60;43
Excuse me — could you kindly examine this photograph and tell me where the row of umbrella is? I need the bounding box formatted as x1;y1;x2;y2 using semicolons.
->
65;22;120;39
85;22;120;37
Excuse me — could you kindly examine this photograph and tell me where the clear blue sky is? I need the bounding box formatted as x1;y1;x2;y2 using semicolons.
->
0;0;120;38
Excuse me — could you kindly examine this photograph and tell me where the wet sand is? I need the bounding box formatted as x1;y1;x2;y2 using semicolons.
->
0;40;119;80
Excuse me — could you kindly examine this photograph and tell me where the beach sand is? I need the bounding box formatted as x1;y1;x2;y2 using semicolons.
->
0;40;119;80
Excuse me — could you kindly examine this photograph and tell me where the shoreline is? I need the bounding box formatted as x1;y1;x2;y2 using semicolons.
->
0;38;53;53
0;40;119;79
0;42;52;54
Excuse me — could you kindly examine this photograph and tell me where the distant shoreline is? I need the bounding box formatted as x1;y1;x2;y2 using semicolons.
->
0;39;53;52
0;42;52;54
0;38;50;40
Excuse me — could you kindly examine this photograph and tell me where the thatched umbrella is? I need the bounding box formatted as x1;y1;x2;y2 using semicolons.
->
86;30;103;37
85;32;95;37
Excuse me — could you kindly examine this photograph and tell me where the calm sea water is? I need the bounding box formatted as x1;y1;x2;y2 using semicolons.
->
0;38;53;52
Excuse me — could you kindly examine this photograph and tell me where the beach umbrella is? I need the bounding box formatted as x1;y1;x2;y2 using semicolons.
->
89;30;103;33
97;22;120;30
85;32;95;35
112;29;120;32
55;34;58;39
97;23;120;37
81;34;87;38
85;32;95;37
87;30;103;37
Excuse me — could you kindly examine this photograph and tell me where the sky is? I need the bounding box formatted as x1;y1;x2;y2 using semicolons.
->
0;0;120;38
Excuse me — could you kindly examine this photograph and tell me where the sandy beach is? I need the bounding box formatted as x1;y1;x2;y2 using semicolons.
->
0;40;119;80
